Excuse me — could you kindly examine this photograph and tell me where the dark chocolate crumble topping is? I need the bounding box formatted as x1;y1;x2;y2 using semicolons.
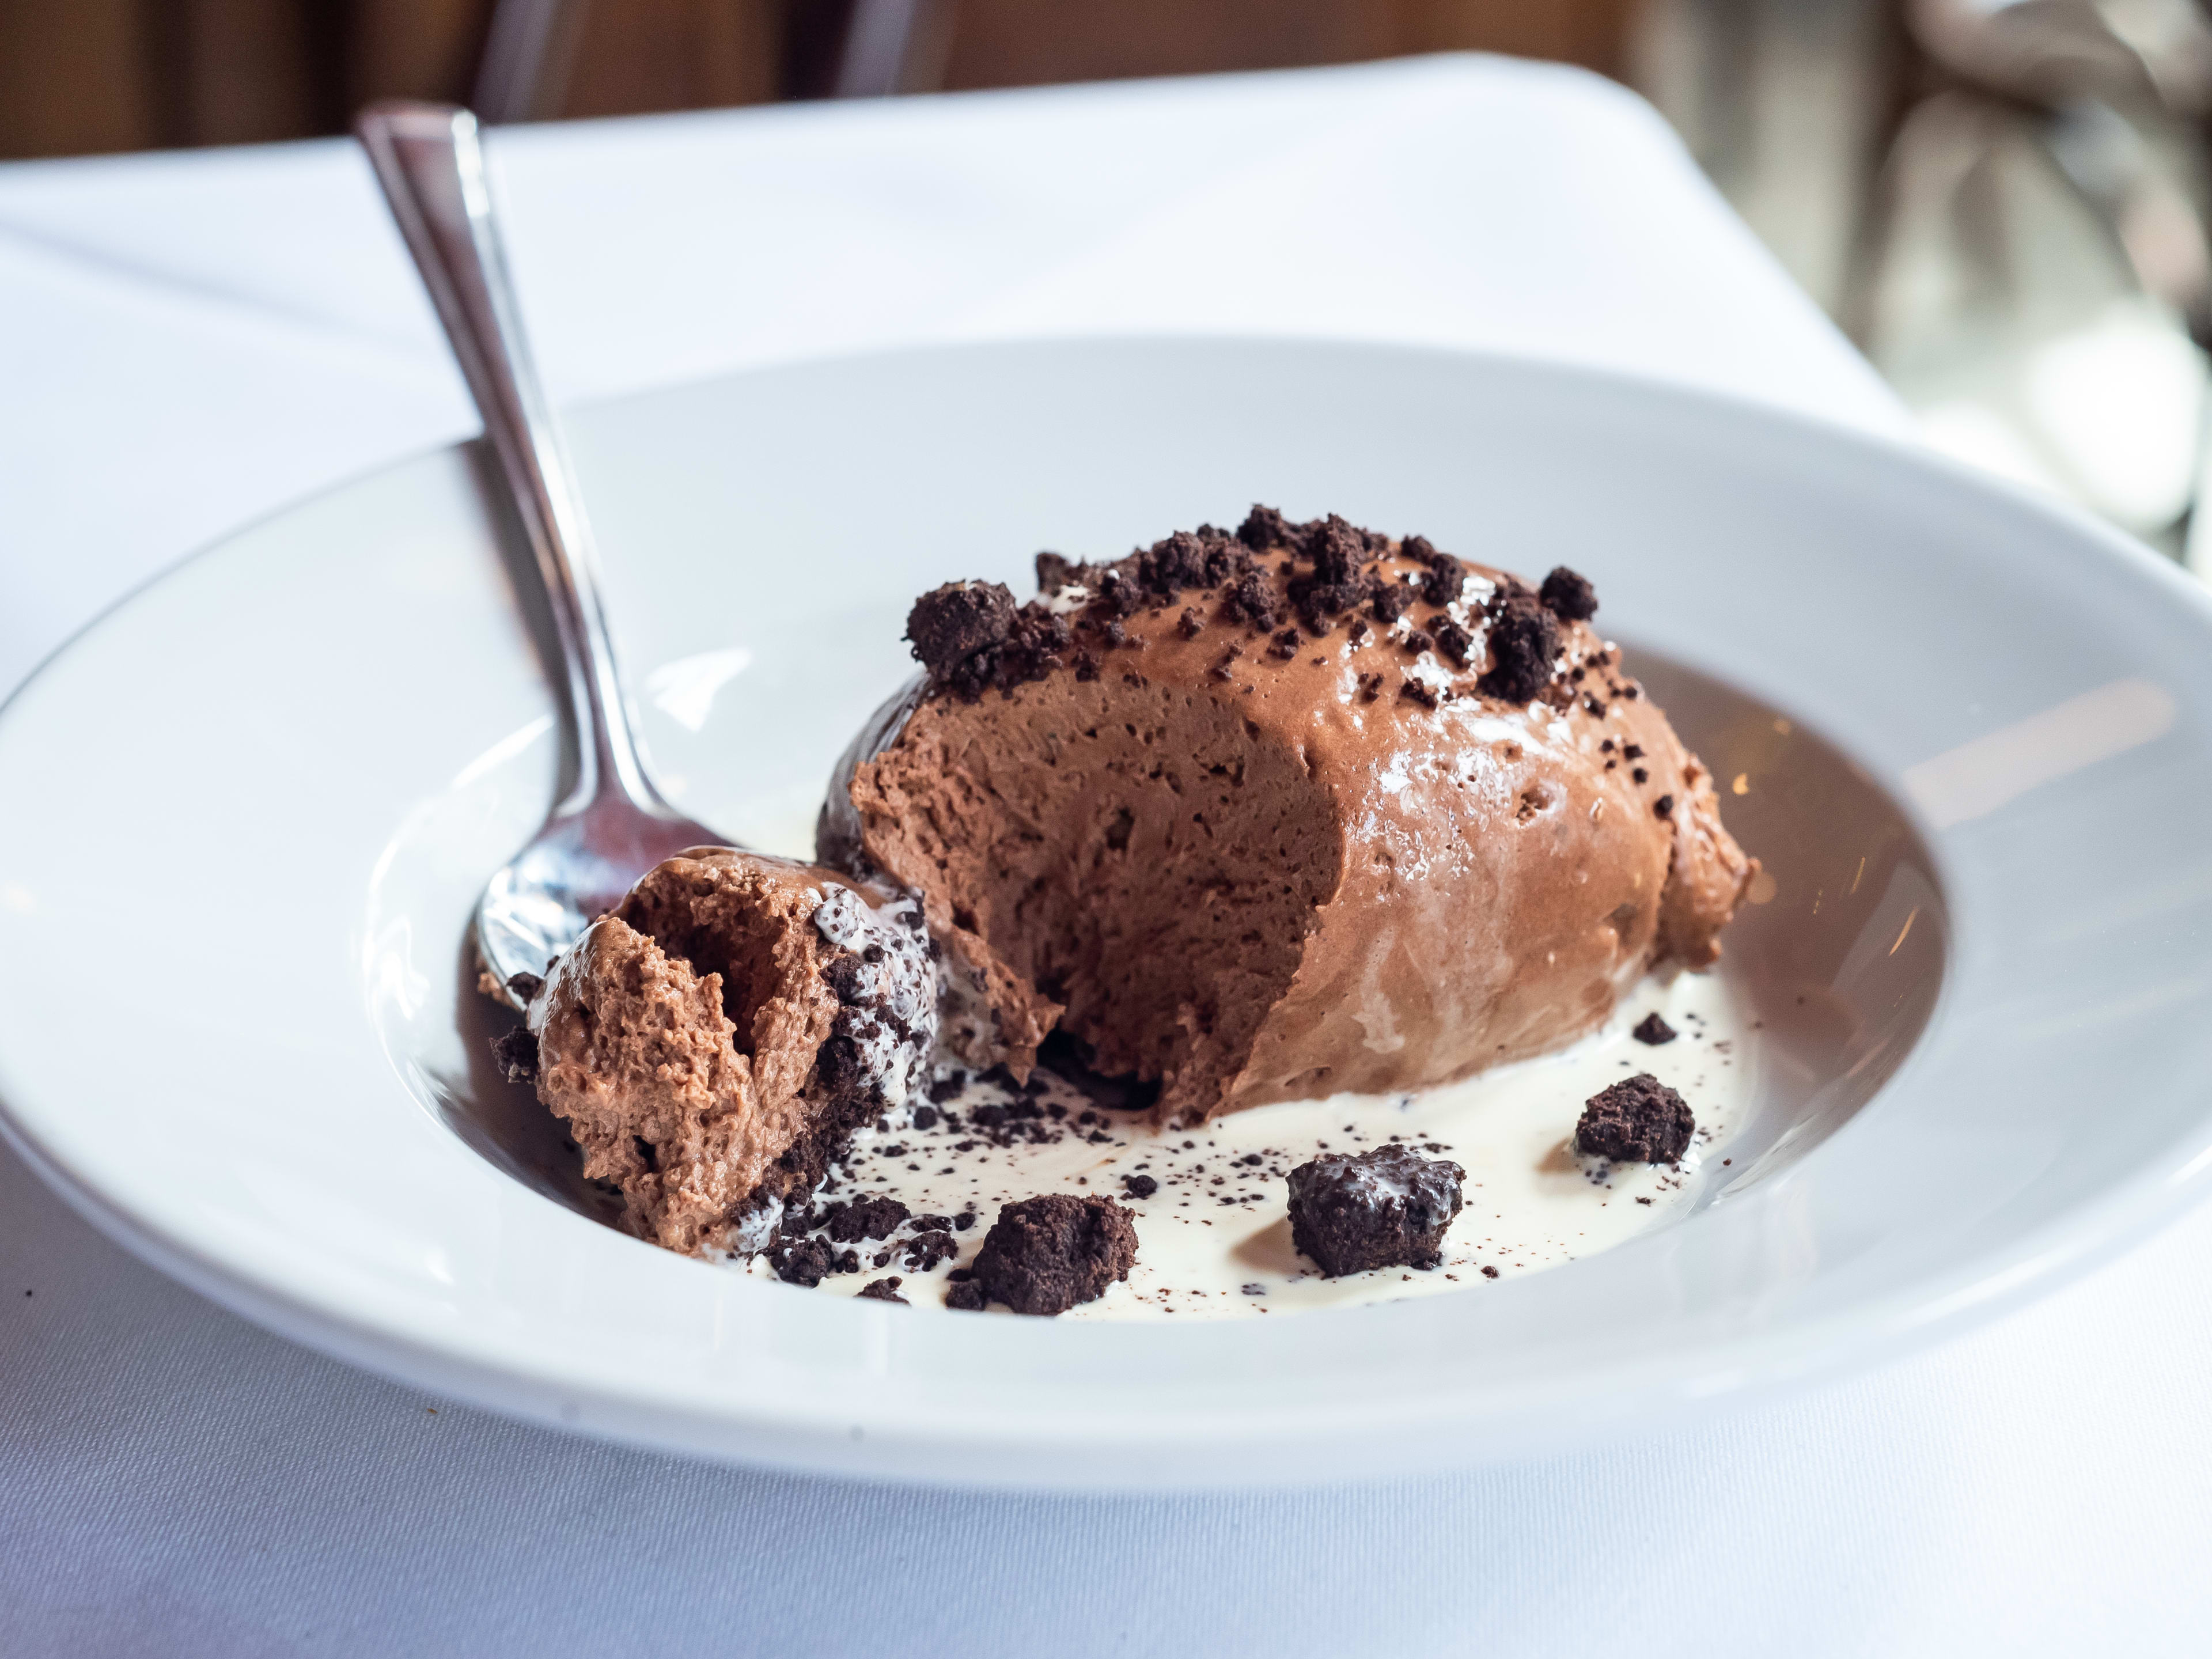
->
489;1026;539;1086
1575;1073;1695;1164
907;581;1016;679
908;512;1597;730
1539;565;1599;621
1476;590;1560;704
1286;1144;1464;1278
823;1195;911;1243
969;1194;1139;1316
772;1238;834;1287
902;1229;959;1272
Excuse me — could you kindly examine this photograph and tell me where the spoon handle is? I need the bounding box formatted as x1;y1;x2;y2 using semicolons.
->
355;101;655;819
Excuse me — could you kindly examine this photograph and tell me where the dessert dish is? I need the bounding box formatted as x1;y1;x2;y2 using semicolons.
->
490;509;1757;1317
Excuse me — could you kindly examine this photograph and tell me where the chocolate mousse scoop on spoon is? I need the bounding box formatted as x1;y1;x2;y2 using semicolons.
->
825;507;1759;1126
361;107;929;1259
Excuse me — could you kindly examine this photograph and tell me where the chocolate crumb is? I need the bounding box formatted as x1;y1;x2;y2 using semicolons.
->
945;1279;987;1312
1476;591;1560;704
1225;571;1279;630
1286;1144;1464;1277
1575;1073;1695;1164
489;1026;539;1085
1633;767;1649;783
907;581;1015;679
824;1195;910;1243
1539;566;1599;620
1122;1173;1160;1198
1399;677;1440;710
1480;1265;1499;1279
1632;1013;1679;1046
1177;607;1204;639
857;1277;908;1304
505;971;544;1003
969;1195;1139;1315
1237;503;1297;550
1035;551;1084;594
1370;583;1415;625
1403;628;1434;654
1433;618;1474;669
902;1229;959;1272
1416;552;1466;608
1357;671;1385;703
772;1238;833;1287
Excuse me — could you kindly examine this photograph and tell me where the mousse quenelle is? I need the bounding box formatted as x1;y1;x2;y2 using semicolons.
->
822;506;1756;1123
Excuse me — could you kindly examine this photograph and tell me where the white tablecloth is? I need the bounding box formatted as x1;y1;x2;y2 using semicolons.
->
2;56;2206;1656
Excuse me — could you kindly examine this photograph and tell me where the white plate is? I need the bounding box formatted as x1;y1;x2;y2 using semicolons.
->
3;339;2210;1489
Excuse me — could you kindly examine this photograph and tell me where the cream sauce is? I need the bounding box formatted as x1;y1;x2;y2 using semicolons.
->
740;965;1753;1318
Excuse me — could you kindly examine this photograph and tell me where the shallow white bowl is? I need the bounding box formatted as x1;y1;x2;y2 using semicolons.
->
2;339;2209;1489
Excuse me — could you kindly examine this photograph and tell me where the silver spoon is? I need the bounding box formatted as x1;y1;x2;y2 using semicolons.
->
355;102;724;1009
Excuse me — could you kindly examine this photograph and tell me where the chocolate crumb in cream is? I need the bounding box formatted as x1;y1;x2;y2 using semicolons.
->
1575;1073;1695;1164
970;1195;1139;1315
1287;1144;1465;1277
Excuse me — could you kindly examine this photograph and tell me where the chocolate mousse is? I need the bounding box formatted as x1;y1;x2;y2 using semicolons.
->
821;508;1756;1124
1287;1144;1465;1277
524;848;937;1255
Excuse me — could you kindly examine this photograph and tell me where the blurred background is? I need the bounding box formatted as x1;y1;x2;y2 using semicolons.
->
3;0;2210;571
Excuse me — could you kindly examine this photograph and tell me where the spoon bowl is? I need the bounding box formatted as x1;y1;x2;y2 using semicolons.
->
474;802;721;999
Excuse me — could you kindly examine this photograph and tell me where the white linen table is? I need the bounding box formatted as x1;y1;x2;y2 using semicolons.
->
1;55;2206;1657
